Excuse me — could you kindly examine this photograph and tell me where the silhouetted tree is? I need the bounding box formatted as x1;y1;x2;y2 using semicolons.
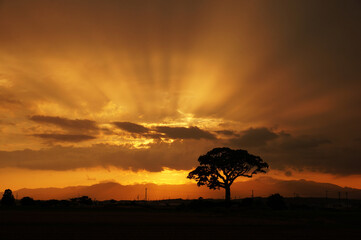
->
187;147;268;202
70;196;93;205
1;189;15;206
20;196;35;206
267;193;287;210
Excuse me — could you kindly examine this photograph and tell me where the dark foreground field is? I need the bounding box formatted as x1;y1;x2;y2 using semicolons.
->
0;200;360;240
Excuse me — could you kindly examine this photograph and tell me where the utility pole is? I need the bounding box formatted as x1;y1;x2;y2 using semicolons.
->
325;190;328;207
345;192;348;208
251;190;254;199
338;191;341;205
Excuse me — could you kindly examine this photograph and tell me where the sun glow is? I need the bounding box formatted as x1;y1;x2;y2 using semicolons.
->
0;167;192;190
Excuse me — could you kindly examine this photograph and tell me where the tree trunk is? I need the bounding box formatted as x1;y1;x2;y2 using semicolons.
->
225;185;231;202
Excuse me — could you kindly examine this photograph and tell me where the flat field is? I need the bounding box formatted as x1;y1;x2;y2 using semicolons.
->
0;205;360;240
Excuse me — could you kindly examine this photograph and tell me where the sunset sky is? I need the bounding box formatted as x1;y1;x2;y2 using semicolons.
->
0;0;360;195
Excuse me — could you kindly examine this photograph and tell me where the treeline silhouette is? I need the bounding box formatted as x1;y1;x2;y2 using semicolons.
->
0;189;94;207
2;188;360;210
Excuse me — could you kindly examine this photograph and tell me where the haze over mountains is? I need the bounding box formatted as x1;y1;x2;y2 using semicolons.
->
14;177;361;201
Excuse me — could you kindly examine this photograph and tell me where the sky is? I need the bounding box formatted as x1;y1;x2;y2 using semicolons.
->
0;0;360;195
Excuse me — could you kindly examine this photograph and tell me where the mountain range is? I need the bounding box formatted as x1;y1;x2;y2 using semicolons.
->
14;177;361;200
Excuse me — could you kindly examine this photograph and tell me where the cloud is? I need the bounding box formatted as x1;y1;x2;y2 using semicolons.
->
0;95;21;106
277;134;331;150
30;115;99;133
0;140;217;171
112;122;149;134
0;129;359;175
228;127;331;150
228;127;279;147
112;122;216;140
28;116;99;144
215;130;239;137
32;134;96;142
0;119;14;126
224;127;355;174
155;126;216;140
0;89;22;109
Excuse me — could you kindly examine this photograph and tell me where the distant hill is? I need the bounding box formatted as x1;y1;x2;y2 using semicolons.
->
14;177;361;200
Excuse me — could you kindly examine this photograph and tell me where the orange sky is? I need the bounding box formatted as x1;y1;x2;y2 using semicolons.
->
0;0;360;197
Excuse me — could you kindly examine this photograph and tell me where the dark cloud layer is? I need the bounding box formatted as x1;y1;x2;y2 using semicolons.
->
28;116;99;143
23;124;357;174
215;130;239;137
228;127;331;150
229;128;278;147
113;122;149;134
30;115;99;132
155;126;216;140
277;134;331;150
113;121;216;140
0;135;359;175
0;141;215;172
224;127;359;175
0;89;22;109
0;94;21;106
33;134;96;142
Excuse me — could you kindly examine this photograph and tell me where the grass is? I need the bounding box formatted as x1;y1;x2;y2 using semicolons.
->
0;198;360;240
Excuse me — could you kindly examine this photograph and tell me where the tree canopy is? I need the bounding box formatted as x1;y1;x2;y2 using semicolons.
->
187;147;269;201
1;189;15;206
